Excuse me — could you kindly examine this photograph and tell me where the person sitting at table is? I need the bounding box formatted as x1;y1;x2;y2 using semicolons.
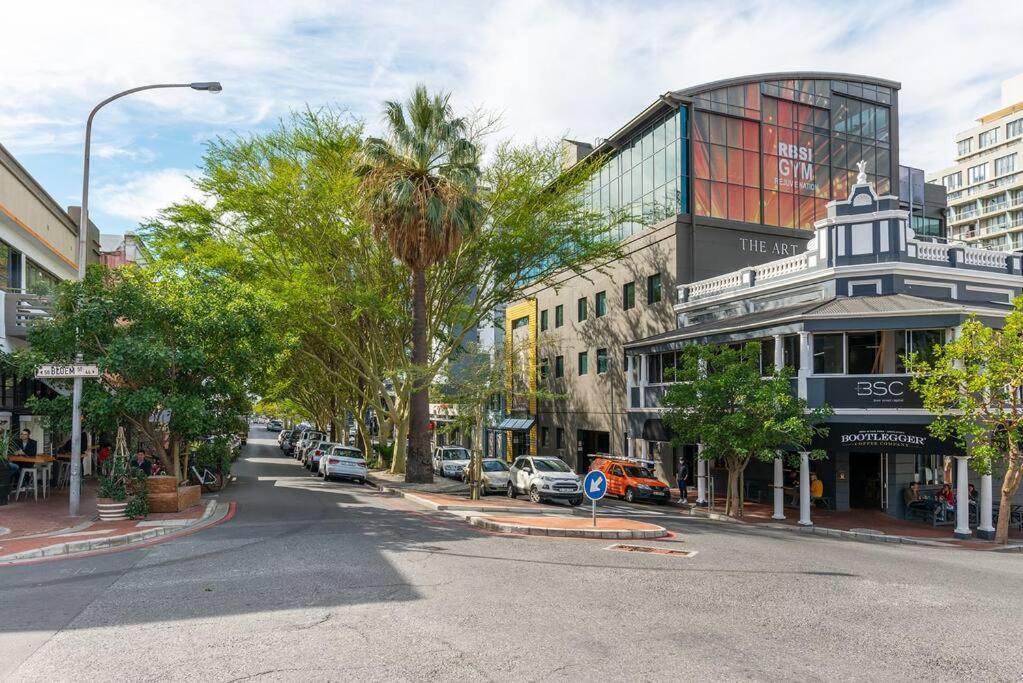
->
935;483;955;520
904;482;939;517
131;448;152;476
968;483;978;503
16;429;37;458
810;472;825;506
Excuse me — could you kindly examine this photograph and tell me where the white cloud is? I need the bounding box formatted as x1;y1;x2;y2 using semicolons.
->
92;168;199;224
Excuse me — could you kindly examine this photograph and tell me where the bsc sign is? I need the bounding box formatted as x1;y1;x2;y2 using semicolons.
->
35;364;101;379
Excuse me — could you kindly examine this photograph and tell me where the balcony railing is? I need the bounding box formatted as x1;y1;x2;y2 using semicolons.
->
4;289;55;338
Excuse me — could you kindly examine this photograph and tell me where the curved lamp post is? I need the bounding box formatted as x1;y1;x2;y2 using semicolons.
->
69;82;222;516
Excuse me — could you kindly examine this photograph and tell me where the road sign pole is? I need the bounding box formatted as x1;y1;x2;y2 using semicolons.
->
592;497;596;527
69;363;83;517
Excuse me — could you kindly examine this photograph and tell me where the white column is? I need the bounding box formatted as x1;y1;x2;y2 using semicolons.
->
696;444;707;506
773;334;784;372
797;331;811;399
953;456;972;539
798;451;812;526
978;473;995;540
772;455;785;520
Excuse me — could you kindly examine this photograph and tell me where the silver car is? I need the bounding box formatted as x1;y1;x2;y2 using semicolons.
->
462;458;511;495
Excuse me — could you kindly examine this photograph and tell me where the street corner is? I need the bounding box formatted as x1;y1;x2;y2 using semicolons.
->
0;499;235;565
468;514;669;540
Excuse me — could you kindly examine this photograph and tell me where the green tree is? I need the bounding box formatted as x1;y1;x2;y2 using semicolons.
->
661;342;831;517
908;299;1023;544
10;266;281;481
358;85;484;483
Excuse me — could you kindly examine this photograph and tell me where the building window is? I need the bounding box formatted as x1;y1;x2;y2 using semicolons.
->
759;338;776;376
595;291;607;317
1008;119;1023;140
895;329;947;372
511;316;529;330
596;348;609;374
846;332;882;375
647;273;662;304
578;351;589;376
540;309;548;332
957;138;972;157
623;281;635;310
555;304;564;328
782;334;801;371
968;163;987;185
995;154;1016;177
577;297;587;322
540;357;549;381
554;355;564;379
942;172;962;190
541;427;549;447
24;260;58;294
812;333;844;374
979;129;998;149
556;428;565;450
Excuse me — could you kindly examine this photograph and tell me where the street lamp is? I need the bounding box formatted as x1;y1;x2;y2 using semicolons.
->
68;82;222;516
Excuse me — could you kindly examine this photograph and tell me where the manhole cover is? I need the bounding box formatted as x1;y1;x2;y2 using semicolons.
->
605;544;697;557
849;528;885;535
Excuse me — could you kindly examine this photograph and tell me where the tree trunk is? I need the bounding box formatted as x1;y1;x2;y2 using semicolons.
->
726;467;741;517
379;415;393;446
390;414;408;474
406;268;433;483
170;438;182;484
995;445;1022;544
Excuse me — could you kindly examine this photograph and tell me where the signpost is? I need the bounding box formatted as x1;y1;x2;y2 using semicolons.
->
35;362;101;516
583;470;607;527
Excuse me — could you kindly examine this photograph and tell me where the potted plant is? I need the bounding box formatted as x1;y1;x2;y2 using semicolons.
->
97;458;149;520
0;430;14;505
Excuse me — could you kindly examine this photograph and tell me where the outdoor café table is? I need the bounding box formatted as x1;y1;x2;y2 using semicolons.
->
9;454;55;466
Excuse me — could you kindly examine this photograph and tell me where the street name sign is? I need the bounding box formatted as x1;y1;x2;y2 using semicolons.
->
583;470;608;528
35;364;101;379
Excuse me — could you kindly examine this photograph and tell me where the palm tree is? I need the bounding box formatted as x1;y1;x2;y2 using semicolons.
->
359;85;482;483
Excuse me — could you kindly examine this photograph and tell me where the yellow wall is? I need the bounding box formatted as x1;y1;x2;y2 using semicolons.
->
504;298;537;457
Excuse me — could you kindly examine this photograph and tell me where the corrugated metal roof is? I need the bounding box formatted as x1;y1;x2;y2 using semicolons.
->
805;294;1008;317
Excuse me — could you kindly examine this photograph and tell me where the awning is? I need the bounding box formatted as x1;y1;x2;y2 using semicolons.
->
642;418;673;442
496;418;535;431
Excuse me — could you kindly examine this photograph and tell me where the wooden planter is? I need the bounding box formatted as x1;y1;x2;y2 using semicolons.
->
97;497;129;521
147;477;201;513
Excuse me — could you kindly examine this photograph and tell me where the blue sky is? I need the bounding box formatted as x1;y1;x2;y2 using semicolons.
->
2;0;1022;235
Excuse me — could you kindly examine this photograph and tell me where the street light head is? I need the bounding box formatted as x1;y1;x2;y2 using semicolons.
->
190;81;223;93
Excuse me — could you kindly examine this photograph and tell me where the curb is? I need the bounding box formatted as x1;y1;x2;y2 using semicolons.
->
0;500;229;563
469;516;668;539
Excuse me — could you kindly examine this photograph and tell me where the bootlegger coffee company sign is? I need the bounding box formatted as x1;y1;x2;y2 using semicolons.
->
815;423;960;455
839;430;926;448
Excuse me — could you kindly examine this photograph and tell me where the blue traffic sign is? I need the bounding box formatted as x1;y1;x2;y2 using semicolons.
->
583;470;608;501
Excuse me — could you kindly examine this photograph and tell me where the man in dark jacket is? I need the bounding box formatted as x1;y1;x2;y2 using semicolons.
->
676;455;689;506
16;429;37;457
131;448;152;476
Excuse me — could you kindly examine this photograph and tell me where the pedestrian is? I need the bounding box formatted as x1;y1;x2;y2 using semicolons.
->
676;454;689;505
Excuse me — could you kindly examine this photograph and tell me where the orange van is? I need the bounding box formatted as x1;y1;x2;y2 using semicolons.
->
589;456;672;504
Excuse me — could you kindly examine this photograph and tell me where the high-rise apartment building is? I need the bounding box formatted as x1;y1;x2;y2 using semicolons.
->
930;74;1023;252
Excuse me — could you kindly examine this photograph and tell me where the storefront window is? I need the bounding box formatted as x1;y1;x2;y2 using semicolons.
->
846;332;882;374
914;454;952;485
895;329;947;372
782;334;801;371
812;333;843;374
25;259;58;294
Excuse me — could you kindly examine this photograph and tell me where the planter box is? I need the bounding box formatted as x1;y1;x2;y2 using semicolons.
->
147;480;201;513
97;498;129;521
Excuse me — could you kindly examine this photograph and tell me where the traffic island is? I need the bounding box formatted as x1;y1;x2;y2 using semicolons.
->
469;514;668;539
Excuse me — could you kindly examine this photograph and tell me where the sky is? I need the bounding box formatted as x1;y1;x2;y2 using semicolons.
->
2;0;1022;235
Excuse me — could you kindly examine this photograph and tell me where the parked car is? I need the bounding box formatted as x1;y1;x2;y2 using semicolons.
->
319;445;368;483
304;441;337;470
432;446;472;479
266;420;283;432
507;456;582;505
277;429;292;448
294;431;325;460
462;458;511;495
590;456;671;505
282;430;304;456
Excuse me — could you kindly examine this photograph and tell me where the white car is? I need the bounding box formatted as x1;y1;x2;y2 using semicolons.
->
319;445;368;484
507;456;583;505
266;420;283;432
295;431;325;460
462;458;511;495
432;446;472;479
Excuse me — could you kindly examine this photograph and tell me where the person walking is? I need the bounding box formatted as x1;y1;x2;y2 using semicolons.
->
676;454;689;506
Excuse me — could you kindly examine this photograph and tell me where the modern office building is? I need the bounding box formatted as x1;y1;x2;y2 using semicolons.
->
504;73;916;472
0;142;99;447
626;173;1022;532
931;74;1023;252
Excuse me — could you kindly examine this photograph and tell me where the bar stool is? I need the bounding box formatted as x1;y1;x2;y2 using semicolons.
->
39;464;51;498
57;461;71;489
14;467;40;501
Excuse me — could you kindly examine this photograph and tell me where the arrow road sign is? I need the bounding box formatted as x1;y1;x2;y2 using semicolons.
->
35;364;100;379
583;470;608;501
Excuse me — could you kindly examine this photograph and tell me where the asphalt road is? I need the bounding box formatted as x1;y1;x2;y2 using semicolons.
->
2;429;1021;682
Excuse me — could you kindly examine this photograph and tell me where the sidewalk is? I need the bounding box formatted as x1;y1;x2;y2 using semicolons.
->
0;481;231;563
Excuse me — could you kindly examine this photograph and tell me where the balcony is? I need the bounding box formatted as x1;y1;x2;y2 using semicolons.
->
4;289;55;339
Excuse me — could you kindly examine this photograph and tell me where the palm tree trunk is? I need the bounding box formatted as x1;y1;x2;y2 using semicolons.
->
406;268;433;483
